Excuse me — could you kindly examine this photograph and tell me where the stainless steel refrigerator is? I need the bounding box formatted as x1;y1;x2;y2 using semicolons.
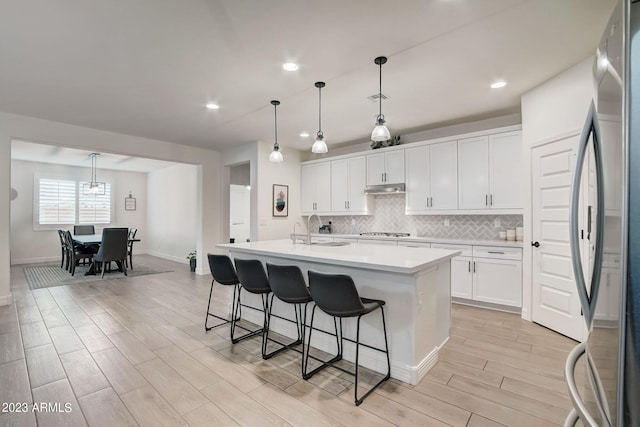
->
565;1;640;426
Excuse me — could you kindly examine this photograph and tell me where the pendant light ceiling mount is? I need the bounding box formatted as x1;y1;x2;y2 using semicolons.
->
371;56;391;142
269;100;284;163
312;81;328;154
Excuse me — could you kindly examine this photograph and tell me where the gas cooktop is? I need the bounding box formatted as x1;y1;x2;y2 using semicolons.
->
360;232;410;237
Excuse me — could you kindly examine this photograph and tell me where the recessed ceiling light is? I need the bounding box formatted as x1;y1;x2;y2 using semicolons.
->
205;103;220;110
490;81;507;89
282;62;299;71
299;132;310;138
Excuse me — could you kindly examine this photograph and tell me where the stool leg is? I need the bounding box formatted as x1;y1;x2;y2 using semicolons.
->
354;306;391;406
260;293;270;358
303;307;343;381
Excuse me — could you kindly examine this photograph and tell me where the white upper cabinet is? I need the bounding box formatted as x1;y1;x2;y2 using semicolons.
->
366;150;405;185
488;131;522;209
458;131;522;211
301;162;331;215
331;156;369;214
405;140;458;213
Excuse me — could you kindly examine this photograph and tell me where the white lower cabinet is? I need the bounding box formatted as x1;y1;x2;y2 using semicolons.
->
472;257;522;307
358;239;397;246
451;256;473;299
433;243;522;308
397;241;431;248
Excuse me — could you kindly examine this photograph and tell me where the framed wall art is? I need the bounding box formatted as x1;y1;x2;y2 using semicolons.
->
272;184;288;217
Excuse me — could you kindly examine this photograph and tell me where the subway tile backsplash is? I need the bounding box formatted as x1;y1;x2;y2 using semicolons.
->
324;194;523;240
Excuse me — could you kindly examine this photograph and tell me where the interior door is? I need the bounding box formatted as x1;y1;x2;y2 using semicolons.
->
531;137;583;341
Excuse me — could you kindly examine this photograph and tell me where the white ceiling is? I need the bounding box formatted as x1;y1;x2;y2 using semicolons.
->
0;0;616;154
11;140;177;172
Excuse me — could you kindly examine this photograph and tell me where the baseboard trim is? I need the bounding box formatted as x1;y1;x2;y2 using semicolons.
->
11;256;59;265
0;294;13;306
145;251;188;265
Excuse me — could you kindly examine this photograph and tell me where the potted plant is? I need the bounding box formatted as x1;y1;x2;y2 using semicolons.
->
186;250;197;272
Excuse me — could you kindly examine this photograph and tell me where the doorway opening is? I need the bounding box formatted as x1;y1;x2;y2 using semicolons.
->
229;163;251;244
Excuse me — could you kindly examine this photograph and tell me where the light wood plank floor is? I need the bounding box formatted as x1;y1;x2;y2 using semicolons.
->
1;255;578;426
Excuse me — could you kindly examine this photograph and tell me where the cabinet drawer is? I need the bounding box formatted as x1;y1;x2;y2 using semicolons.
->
431;243;472;257
473;246;522;260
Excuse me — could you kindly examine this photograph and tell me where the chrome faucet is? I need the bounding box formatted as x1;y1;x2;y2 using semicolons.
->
292;222;301;244
306;214;322;245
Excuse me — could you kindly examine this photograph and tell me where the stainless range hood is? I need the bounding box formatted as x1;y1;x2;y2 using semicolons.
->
363;183;405;194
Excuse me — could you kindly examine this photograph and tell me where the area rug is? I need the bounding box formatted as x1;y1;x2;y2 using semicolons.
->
23;261;173;290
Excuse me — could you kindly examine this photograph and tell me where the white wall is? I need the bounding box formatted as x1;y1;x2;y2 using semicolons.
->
146;163;198;263
520;56;595;321
10;159;147;264
229;185;250;243
0;111;222;305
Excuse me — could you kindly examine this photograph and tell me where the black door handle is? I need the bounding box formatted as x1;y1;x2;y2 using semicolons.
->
531;241;540;248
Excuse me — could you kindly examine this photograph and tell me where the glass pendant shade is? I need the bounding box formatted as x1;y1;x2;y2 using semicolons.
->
269;145;284;162
311;132;328;153
82;153;106;195
269;100;284;163
371;116;391;142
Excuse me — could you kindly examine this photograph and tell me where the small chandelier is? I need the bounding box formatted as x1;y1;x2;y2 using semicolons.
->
311;81;328;154
82;153;106;195
269;100;284;163
371;56;391;142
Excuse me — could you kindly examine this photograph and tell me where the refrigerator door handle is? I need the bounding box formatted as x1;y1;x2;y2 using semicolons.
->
565;342;598;427
569;100;605;327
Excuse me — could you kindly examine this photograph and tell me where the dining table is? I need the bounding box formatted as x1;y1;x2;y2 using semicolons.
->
72;233;141;275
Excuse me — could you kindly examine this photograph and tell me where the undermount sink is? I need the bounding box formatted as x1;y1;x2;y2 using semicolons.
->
311;241;351;246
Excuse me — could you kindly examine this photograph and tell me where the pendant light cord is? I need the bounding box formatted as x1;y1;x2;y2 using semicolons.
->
379;60;383;118
274;102;278;147
318;85;322;134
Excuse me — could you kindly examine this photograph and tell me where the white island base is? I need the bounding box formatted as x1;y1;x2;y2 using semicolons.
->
217;240;459;385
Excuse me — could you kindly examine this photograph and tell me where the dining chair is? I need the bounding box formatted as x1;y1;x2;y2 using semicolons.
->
93;228;129;278
63;230;94;276
73;225;95;235
125;228;137;270
57;229;69;269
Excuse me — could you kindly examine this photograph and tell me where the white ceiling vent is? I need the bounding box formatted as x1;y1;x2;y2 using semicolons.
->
368;93;387;102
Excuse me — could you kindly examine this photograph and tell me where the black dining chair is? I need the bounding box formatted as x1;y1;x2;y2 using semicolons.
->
264;263;313;368
73;225;95;235
305;270;391;406
125;228;137;269
93;228;129;278
63;230;94;276
57;229;68;269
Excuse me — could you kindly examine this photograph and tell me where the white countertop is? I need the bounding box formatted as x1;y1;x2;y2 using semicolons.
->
217;239;460;274
294;233;524;248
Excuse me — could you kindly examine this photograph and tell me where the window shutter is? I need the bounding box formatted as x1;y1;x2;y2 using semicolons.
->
79;182;111;224
38;179;76;224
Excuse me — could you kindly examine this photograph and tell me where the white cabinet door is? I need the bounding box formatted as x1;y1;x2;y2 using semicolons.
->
385;150;405;184
473;258;522;307
315;162;331;212
458;136;489;209
366;151;405;185
366;153;385;185
301;162;331;214
430;140;458;210
330;159;349;212
405;146;429;212
489;131;522;209
348;156;368;213
300;164;316;214
451;256;473;299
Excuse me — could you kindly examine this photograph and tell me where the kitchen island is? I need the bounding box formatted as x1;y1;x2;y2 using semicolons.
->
216;239;459;385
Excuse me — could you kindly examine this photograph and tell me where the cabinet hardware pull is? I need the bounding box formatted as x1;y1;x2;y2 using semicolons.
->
473;262;476;273
490;194;493;206
488;251;504;254
485;194;488;206
430;197;433;207
468;261;470;272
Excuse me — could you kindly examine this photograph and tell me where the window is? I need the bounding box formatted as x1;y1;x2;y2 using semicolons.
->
36;178;112;227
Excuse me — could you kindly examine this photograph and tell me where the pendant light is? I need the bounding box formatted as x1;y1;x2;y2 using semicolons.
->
311;81;328;154
82;153;106;195
269;100;284;162
371;56;391;142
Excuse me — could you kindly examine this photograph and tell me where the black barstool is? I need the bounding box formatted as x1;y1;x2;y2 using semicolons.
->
205;254;262;344
233;259;272;354
264;264;313;370
304;270;391;406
